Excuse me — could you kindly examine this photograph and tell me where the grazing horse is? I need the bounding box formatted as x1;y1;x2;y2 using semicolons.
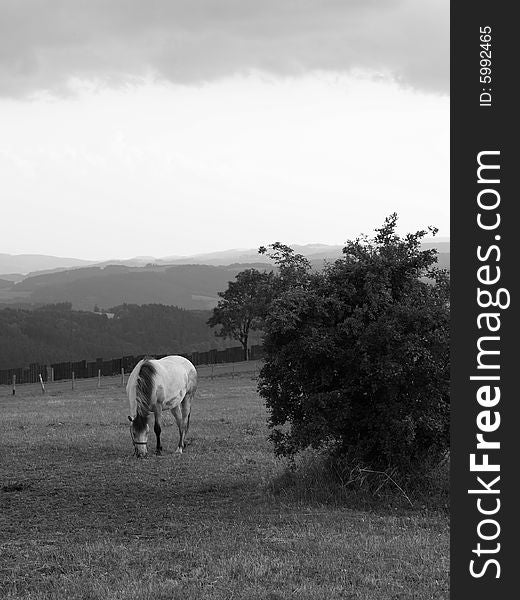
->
126;355;197;458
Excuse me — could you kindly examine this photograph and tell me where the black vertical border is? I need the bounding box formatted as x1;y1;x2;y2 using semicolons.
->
451;2;517;597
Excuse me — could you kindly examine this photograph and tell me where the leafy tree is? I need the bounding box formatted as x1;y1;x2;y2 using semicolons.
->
258;215;450;478
258;242;311;291
208;268;274;360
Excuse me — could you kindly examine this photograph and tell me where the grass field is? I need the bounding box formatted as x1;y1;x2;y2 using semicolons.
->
1;366;449;599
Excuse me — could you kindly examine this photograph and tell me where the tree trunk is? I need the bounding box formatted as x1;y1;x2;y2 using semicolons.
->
242;336;249;361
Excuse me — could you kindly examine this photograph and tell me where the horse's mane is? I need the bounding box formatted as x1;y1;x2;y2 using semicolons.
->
133;359;156;432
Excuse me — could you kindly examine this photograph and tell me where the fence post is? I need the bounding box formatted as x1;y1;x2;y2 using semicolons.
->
39;374;45;394
211;363;214;380
51;367;54;382
72;371;75;390
121;367;125;386
98;369;101;388
232;362;235;379
12;374;16;396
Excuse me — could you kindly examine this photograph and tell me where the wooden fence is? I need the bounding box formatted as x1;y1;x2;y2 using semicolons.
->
0;344;264;386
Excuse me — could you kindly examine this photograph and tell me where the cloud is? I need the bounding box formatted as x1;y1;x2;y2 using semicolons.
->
0;0;448;96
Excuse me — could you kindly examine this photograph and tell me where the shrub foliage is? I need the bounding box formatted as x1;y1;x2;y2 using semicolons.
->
258;215;450;476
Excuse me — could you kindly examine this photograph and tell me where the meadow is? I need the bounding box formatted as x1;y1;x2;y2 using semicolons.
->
1;364;449;599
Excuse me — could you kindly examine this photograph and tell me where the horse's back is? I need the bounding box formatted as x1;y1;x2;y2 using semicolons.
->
155;355;196;378
154;355;197;402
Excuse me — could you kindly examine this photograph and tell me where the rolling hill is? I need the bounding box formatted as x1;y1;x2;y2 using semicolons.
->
0;241;449;310
4;264;273;311
0;253;93;275
0;278;14;289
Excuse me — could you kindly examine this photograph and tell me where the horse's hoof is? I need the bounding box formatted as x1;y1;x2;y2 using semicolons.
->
175;447;183;454
155;449;162;456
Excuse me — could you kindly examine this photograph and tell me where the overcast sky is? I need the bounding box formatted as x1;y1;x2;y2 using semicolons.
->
0;0;449;260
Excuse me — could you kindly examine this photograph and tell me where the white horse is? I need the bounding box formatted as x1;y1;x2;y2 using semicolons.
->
126;355;197;458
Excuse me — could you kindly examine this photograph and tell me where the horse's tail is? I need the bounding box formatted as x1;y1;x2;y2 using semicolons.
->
134;359;156;431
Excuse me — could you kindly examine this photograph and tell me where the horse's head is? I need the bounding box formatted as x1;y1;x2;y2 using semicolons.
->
128;415;149;458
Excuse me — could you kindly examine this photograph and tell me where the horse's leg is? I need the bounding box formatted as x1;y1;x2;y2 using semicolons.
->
172;405;184;454
180;393;192;449
154;404;163;455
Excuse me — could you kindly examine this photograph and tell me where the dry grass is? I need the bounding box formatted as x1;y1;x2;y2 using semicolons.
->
0;371;448;599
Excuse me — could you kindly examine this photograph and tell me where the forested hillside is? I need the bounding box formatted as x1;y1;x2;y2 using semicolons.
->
0;303;238;369
3;263;273;311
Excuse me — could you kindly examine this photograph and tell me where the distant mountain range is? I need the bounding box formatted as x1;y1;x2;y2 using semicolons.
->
1;246;346;274
0;241;449;311
0;240;449;274
0;253;92;276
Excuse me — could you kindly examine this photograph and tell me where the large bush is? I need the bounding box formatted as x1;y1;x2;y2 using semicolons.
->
258;215;450;476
